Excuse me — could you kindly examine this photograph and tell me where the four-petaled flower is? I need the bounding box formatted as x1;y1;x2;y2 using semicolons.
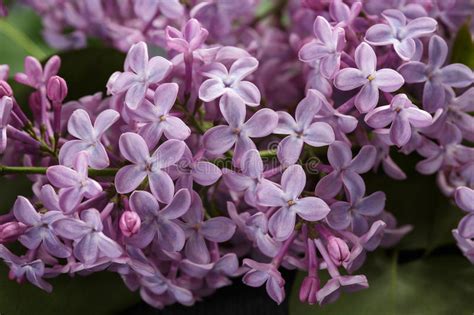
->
0;245;52;292
315;141;377;199
274;90;335;165
13;196;70;258
222;149;265;206
242;259;286;304
203;94;277;163
327;175;386;235
47;152;103;213
59;108;120;169
299;16;346;78
455;187;474;239
257;165;331;241
167;145;222;190
53;208;123;264
181;191;236;264
365;93;432;147
365;9;437;60
199;57;261;106
128;189;190;252
115;132;185;204
398;35;473;112
131;82;190;148
334;42;404;113
110;41;173;109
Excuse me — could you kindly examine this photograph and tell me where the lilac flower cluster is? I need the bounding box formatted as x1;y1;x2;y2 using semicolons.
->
0;0;472;309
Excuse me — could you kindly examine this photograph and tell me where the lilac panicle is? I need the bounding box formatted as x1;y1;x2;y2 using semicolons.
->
0;0;472;310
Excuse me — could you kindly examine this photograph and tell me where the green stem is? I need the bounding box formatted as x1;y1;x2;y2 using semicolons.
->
0;165;119;177
0;19;47;59
0;150;278;176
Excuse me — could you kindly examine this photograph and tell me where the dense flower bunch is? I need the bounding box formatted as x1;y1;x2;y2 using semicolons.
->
0;0;472;309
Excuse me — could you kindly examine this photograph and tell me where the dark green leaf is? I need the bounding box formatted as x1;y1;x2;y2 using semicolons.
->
0;264;139;315
364;153;463;251
451;22;474;68
0;4;54;75
290;253;474;315
56;47;126;101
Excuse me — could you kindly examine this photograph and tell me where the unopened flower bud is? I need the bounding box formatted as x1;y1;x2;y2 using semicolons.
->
0;222;27;243
327;236;350;266
299;276;320;305
119;211;141;237
0;80;12;97
47;76;68;102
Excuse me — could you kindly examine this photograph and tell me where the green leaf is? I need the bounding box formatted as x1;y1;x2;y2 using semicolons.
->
290;253;474;315
0;177;32;213
0;4;54;75
0;265;139;315
451;22;474;68
364;153;463;251
56;47;126;101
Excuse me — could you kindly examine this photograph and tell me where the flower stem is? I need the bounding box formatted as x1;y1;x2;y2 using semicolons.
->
0;165;119;176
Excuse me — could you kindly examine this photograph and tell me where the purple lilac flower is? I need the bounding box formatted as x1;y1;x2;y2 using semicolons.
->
0;96;12;153
274;90;335;165
222;149;264;206
47;152;102;213
181;192;236;264
0;245;52;292
334;42;404;113
15;55;60;89
455;187;474;239
365;9;437;61
315;141;377;199
243;212;280;258
327;178;386;235
12;196;69;258
130;82;190;148
298;16;346;78
165;18;209;55
110;41;173;109
257;165;330;241
115;132;185;203
416;127;474;175
198;57;261;106
128;189;190;252
242;259;285;304
59;108;120;169
203;94;277;162
398;35;473;112
365;93;432;147
314;239;368;305
53;208;123;264
329;0;361;27
133;0;184;20
168;146;222;190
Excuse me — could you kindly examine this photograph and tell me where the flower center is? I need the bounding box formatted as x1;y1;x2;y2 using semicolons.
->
287;200;296;206
159;115;167;121
367;74;375;81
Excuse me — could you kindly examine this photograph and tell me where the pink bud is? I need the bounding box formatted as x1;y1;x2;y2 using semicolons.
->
119;211;141;237
0;221;27;243
327;237;350;266
46;76;68;102
0;81;12;97
299;276;319;305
